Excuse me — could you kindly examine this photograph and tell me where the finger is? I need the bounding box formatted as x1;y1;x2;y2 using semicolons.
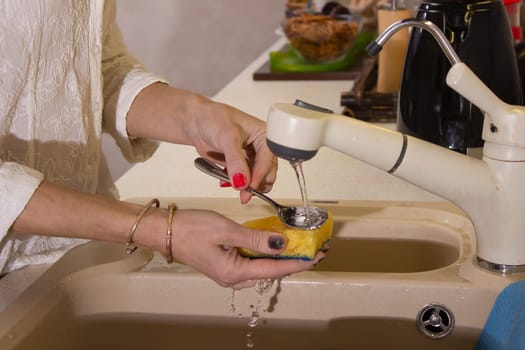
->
226;228;288;256
218;167;233;188
222;145;251;191
235;256;322;282
258;180;276;194
219;247;326;287
239;190;253;205
220;180;232;188
231;279;257;290
249;152;277;192
219;167;248;201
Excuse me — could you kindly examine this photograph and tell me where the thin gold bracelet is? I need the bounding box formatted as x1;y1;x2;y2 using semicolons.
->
125;198;160;255
165;202;177;264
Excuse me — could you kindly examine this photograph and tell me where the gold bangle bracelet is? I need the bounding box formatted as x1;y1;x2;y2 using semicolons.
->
165;202;177;264
125;198;160;255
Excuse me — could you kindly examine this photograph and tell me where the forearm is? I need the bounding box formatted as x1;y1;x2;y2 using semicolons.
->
12;181;165;253
126;82;215;145
10;181;323;288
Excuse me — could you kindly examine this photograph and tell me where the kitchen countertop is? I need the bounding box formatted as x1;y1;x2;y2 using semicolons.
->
0;35;442;312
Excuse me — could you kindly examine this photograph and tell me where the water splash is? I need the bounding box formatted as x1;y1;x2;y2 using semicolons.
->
245;279;274;348
246;331;254;348
230;289;237;314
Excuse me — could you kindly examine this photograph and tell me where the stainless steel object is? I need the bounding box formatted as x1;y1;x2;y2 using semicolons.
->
416;303;455;339
194;157;328;230
367;18;461;65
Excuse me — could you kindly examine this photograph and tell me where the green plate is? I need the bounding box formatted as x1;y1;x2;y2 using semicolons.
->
270;30;376;73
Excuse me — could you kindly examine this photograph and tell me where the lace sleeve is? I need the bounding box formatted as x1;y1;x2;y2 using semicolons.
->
100;0;167;162
0;161;44;238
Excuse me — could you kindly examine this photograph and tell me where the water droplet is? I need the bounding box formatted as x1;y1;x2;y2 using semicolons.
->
243;279;275;348
246;331;254;348
255;279;274;295
248;312;260;328
230;289;237;313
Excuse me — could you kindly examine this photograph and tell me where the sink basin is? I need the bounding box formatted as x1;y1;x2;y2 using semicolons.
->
314;219;460;273
0;198;516;349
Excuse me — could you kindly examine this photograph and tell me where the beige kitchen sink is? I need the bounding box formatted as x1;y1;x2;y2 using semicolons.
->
0;198;517;349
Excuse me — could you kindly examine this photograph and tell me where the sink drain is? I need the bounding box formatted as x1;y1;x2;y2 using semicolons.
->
416;303;455;339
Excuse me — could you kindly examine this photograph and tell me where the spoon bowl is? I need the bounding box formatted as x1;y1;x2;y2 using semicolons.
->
194;157;328;230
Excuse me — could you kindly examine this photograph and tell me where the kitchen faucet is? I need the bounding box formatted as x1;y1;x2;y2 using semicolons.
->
266;19;525;275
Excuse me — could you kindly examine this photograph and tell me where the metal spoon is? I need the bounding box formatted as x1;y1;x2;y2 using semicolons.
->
194;157;328;230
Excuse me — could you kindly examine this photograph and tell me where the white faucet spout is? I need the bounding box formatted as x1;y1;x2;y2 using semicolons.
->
323;114;494;197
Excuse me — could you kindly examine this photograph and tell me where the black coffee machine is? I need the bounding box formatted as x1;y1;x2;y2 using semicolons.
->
398;0;523;155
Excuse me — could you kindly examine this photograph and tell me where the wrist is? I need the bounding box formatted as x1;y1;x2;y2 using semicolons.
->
127;83;213;144
130;206;168;255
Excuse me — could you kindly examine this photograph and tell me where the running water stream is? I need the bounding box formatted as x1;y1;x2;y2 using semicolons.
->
231;160;315;348
289;160;312;225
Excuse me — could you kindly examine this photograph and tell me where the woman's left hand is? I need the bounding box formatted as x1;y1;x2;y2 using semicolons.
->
189;100;277;204
126;83;277;203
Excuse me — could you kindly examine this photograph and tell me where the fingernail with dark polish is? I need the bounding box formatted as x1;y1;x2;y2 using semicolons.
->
268;235;285;250
321;248;329;253
220;181;232;188
232;173;247;189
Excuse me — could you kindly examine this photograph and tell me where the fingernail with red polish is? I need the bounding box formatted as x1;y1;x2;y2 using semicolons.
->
232;173;247;189
220;181;232;188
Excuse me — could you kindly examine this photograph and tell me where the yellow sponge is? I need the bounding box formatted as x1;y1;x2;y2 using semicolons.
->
239;212;333;260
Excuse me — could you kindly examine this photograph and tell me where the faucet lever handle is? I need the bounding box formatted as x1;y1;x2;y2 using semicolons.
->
447;62;525;153
446;63;505;117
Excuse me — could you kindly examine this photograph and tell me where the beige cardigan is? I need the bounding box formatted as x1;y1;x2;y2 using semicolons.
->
0;0;165;273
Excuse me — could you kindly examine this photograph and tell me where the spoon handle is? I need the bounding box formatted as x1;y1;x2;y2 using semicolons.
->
194;157;230;183
194;158;282;212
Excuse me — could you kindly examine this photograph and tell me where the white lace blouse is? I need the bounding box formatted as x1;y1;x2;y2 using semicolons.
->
0;0;164;273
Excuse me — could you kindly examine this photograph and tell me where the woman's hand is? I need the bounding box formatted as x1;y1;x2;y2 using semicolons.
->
166;209;324;289
126;83;278;204
189;101;277;204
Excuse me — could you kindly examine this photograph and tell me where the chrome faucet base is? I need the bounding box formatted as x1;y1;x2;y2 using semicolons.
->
477;257;525;275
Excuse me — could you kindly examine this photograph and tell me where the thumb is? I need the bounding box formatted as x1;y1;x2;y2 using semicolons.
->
229;228;287;256
223;150;251;190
